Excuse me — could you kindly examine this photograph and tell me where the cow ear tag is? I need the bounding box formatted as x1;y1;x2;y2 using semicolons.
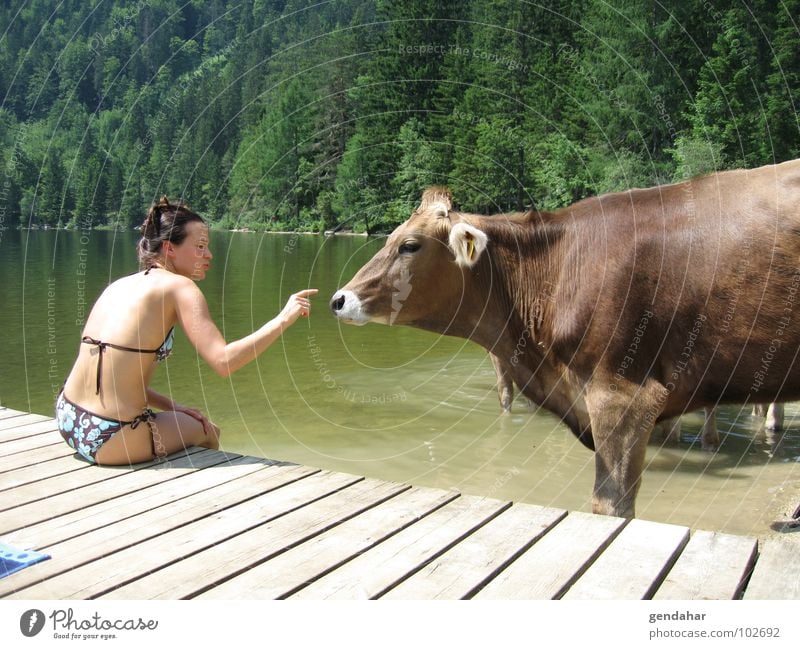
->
449;222;488;268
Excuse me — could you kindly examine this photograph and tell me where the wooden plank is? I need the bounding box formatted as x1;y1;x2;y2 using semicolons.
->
744;537;800;599
654;530;757;600
194;486;459;599
7;470;367;599
382;503;567;600
0;450;177;511
0;461;317;597
0;443;76;474
102;478;412;599
291;495;510;600
474;512;627;599
0;413;52;431
1;455;289;552
0;432;61;458
0;418;58;442
0;408;29;420
0;444;220;511
561;518;690;600
0;455;89;490
0;447;208;534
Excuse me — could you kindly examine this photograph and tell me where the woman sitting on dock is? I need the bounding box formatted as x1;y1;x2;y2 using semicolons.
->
56;197;317;465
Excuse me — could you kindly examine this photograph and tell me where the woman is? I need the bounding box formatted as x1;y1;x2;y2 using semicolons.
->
56;197;317;465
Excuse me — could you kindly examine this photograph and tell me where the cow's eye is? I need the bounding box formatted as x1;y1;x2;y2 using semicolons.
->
399;241;421;254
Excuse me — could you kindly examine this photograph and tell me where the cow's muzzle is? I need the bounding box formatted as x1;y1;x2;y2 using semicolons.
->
330;289;370;325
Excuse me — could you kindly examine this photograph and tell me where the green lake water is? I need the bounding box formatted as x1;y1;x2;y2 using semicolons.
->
2;228;798;538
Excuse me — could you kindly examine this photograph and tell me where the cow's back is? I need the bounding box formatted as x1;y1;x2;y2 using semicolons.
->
553;159;800;413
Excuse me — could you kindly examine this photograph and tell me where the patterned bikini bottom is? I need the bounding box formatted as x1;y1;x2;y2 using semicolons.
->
55;390;157;463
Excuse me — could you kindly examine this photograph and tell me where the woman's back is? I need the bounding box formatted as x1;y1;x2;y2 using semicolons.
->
63;269;178;421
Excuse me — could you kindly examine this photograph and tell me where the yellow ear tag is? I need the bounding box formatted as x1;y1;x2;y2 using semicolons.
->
467;238;475;260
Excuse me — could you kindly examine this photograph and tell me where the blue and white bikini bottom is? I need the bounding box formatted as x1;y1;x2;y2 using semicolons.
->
55;390;157;463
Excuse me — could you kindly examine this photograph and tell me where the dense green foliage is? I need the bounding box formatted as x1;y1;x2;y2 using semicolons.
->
0;0;797;233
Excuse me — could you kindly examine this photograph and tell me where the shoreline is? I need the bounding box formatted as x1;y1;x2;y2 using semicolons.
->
18;225;372;236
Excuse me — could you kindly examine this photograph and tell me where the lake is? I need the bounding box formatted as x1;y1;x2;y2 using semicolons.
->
2;228;798;538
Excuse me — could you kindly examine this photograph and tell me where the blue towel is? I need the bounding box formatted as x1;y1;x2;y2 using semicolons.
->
0;542;50;579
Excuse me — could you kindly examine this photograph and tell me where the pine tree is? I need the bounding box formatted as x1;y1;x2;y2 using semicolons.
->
763;0;800;162
685;5;766;168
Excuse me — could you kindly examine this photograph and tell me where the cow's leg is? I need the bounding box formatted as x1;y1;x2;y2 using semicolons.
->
753;403;767;417
660;416;682;443
585;380;666;519
765;402;784;431
701;407;719;450
490;353;514;412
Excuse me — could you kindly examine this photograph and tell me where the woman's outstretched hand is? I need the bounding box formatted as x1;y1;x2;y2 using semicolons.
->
280;288;319;326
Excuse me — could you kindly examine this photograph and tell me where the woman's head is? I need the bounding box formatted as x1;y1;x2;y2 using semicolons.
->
138;197;211;278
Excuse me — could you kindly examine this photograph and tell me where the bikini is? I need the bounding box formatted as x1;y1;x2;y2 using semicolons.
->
55;327;174;463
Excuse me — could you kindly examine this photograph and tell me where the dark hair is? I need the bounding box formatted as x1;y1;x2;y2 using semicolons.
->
137;196;205;270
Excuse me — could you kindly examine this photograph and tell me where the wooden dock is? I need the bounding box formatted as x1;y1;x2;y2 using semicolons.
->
0;405;797;600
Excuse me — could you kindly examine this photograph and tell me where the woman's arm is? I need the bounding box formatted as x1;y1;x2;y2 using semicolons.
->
173;278;317;377
147;386;217;436
146;387;177;411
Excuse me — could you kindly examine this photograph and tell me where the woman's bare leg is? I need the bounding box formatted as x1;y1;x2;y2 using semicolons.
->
94;410;220;465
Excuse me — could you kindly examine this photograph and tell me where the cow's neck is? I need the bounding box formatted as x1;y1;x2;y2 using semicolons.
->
464;213;593;447
466;212;567;353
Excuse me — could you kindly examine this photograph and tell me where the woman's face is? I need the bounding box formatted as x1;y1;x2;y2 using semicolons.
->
167;221;212;280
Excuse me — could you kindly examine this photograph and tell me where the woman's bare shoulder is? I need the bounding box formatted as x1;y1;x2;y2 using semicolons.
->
98;270;199;310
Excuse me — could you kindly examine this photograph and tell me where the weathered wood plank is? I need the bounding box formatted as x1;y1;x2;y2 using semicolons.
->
103;478;412;599
562;518;690;600
0;413;52;431
291;495;510;600
0;454;89;490
0;449;183;511
744;537;800;599
194;486;459;599
381;503;567;600
474;512;627;599
0;418;59;442
0;443;76;474
0;461;317;597
7;470;367;599
0;432;61;458
0;408;29;420
654;530;757;600
1;452;271;551
0;447;208;534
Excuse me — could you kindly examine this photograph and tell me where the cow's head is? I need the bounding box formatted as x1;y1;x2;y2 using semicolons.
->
330;187;491;336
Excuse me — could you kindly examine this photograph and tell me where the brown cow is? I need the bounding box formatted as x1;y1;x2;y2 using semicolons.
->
330;159;800;518
660;402;784;451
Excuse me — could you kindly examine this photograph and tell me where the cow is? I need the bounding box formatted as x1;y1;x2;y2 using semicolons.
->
660;407;720;450
753;402;785;430
330;159;800;518
660;402;785;451
490;353;517;412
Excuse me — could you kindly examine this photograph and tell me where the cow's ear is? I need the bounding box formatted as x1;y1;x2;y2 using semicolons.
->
448;222;488;267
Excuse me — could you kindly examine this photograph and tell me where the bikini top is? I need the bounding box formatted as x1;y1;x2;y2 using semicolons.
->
80;327;175;395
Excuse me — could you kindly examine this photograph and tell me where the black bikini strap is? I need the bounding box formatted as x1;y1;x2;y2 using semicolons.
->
81;336;163;395
81;337;108;395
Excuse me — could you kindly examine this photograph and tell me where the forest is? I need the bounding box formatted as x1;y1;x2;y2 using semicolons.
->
0;0;798;233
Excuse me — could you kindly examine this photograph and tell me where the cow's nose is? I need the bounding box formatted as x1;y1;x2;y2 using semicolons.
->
330;291;346;313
